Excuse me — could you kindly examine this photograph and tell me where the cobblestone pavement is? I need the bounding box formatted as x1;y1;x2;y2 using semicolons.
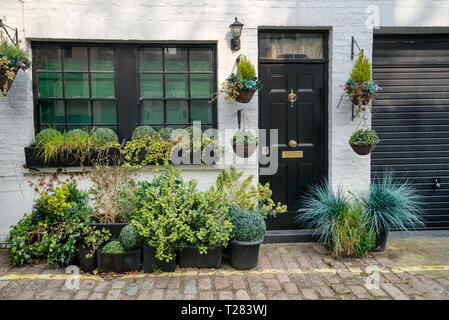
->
1;241;449;300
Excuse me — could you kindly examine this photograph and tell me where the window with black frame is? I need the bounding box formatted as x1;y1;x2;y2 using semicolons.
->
35;45;117;132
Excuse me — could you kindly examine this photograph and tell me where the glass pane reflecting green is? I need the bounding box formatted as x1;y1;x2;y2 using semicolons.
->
165;74;187;98
38;73;63;97
166;100;188;123
165;48;187;71
93;101;116;124
64;47;88;71
140;48;163;72
141;100;164;123
191;100;212;123
65;73;89;97
190;74;212;97
36;47;61;71
40;100;65;124
68;125;92;131
90;47;114;71
67;100;91;124
140;74;163;98
91;73;115;97
190;49;212;72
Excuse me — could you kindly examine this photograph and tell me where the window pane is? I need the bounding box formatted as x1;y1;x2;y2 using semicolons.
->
93;101;116;124
36;47;61;71
259;32;324;59
65;73;89;97
190;74;212;97
91;73;115;97
67;100;91;124
140;48;163;72
190;49;212;72
141;100;164;124
38;73;63;97
166;100;188;124
64;47;88;71
165;48;187;71
165;74;187;98
90;47;114;71
68;125;92;131
140;74;163;98
40;100;65;124
191;100;212;123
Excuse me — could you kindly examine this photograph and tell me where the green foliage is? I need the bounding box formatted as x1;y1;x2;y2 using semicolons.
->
0;39;31;71
122;133;173;169
350;52;372;84
132;126;157;140
119;225;142;251
237;56;256;80
102;240;125;254
6;182;109;267
158;127;175;141
93;128;119;146
214;166;286;217
231;210;266;242
363;171;424;234
232;129;258;145
66;129;89;140
35;128;62;146
350;129;380;145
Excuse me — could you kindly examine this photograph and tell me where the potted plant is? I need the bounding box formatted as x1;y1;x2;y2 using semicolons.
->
363;171;424;252
0;39;31;97
229;209;266;270
349;128;380;155
76;225;111;273
232;129;258;158
212;56;262;104
97;225;142;273
178;189;233;268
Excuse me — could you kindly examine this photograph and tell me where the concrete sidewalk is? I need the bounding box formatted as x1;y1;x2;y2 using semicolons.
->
1;237;449;300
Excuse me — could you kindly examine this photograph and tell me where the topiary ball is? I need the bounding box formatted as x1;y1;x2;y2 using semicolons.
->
35;128;61;146
158;127;175;141
66;128;89;140
102;240;125;254
230;210;266;242
132;126;156;140
119;225;142;251
93;127;119;146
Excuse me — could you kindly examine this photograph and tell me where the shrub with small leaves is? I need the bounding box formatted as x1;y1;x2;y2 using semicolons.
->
158;127;175;141
232;129;258;145
349;128;380;145
231;210;266;242
35;128;62;146
93;128;119;146
66;129;89;140
132;126;157;140
119;225;142;251
102;240;125;254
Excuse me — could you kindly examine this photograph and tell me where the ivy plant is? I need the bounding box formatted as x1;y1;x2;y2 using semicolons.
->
349;128;380;146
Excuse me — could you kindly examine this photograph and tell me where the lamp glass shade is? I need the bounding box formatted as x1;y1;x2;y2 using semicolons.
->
230;17;243;38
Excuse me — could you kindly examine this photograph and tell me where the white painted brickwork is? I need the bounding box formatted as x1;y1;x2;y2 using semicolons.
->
1;0;449;240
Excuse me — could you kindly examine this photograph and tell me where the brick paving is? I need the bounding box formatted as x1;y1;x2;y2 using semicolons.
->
1;243;449;300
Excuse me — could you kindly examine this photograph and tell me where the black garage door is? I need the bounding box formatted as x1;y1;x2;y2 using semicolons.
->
372;34;449;230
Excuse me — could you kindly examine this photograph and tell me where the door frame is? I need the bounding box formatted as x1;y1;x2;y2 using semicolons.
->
257;28;329;186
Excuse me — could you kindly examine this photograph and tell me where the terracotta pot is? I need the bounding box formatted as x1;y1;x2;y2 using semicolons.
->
0;67;18;97
232;143;257;158
349;143;376;155
235;88;256;103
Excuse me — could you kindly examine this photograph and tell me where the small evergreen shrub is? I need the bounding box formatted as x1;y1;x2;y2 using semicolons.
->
93;128;119;146
102;240;125;254
35;128;61;146
159;127;174;141
237;56;256;80
231;210;266;242
350;52;372;84
119;225;142;251
132;126;157;140
66;128;89;140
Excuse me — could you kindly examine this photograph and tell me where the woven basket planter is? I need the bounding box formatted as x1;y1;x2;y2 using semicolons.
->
232;143;257;158
0;67;18;97
235;88;256;103
349;143;376;155
350;90;373;111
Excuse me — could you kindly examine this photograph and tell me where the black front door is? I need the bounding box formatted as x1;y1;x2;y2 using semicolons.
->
259;63;326;230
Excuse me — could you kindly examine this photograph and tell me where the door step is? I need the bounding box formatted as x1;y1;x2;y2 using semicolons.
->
263;229;319;243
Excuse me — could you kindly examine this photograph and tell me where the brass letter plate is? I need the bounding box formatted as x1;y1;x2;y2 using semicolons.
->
282;150;303;158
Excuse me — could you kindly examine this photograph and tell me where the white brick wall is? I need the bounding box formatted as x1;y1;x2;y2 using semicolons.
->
1;0;449;240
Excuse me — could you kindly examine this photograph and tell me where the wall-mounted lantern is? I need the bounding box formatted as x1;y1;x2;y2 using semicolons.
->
229;17;244;51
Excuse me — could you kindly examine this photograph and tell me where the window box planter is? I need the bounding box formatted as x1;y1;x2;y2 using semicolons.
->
90;223;128;240
349;143;376;156
229;239;263;270
143;242;176;273
232;143;257;158
76;243;97;273
97;241;141;273
178;245;222;268
24;145;122;168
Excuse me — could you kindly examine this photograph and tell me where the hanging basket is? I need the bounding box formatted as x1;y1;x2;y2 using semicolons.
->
0;66;18;97
350;90;372;109
232;143;258;158
235;88;256;103
349;143;376;155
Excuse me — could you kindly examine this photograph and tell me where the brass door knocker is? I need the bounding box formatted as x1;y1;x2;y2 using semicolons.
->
288;89;297;107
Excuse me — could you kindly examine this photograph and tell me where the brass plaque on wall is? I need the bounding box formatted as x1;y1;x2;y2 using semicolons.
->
282;151;303;158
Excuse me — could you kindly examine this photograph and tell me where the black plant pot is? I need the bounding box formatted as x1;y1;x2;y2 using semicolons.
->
230;239;263;270
90;223;128;240
76;244;97;273
97;242;141;273
373;228;389;252
179;246;222;268
143;242;176;273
